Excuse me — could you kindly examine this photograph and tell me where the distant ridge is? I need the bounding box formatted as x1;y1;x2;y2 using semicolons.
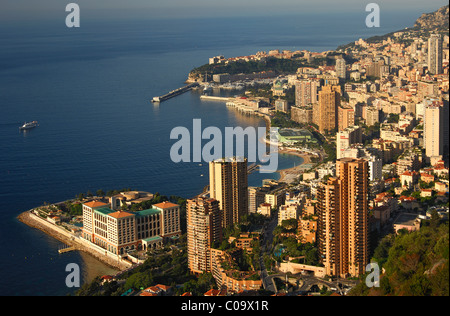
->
337;5;449;51
414;5;449;31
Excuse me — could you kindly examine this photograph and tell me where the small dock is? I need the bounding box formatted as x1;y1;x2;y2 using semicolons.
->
152;82;199;103
58;246;76;254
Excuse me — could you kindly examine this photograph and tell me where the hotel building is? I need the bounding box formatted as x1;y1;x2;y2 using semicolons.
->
81;200;181;256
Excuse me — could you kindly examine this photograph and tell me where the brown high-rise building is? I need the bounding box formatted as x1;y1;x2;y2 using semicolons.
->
186;196;222;274
317;158;369;278
209;157;248;228
315;85;341;133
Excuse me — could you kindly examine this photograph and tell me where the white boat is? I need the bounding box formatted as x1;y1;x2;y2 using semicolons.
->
19;121;39;130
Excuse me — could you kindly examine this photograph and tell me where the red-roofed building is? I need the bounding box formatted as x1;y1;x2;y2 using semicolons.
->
399;196;420;210
420;189;434;197
204;288;227;296
140;284;173;296
435;182;448;193
153;202;182;239
420;173;435;183
400;171;419;189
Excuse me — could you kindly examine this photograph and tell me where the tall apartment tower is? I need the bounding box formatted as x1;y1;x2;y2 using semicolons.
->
209;157;248;228
315;85;341;133
317;158;369;278
424;100;449;162
335;58;346;80
295;79;320;107
186;196;222;274
428;34;443;75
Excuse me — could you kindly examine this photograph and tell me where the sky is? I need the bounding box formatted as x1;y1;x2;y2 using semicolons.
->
0;0;448;21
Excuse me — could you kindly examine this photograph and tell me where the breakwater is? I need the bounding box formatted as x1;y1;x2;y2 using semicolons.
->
152;82;199;103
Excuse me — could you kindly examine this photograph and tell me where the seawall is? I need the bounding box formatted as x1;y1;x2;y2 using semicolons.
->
17;211;130;271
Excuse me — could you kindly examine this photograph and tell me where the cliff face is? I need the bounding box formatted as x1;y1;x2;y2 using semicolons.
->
414;5;449;31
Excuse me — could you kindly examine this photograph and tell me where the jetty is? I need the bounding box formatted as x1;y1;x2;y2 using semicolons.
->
247;163;260;174
152;82;199;103
58;245;76;254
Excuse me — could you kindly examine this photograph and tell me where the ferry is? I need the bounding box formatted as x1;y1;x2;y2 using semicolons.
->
19;121;39;131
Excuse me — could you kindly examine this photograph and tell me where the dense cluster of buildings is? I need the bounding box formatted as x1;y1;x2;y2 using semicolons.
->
78;24;449;295
188;25;449;292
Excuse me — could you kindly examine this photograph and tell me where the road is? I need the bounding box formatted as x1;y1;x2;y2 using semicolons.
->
259;210;279;293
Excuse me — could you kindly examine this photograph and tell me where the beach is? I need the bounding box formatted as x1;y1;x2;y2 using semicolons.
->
277;148;314;184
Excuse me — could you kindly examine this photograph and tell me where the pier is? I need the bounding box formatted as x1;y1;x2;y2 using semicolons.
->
58;245;76;254
248;163;260;174
152;82;199;103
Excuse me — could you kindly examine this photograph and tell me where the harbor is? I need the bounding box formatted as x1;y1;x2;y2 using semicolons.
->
151;82;199;103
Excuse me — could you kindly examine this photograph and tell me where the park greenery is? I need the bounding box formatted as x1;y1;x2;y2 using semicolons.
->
190;57;306;78
74;244;217;296
272;218;320;266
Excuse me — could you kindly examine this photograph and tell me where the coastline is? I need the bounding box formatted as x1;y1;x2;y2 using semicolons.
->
260;131;315;184
277;148;314;183
17;210;128;272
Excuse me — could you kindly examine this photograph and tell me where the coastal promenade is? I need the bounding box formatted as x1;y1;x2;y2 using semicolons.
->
18;210;131;271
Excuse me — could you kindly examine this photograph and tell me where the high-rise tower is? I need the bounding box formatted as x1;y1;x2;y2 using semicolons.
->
317;158;369;278
428;34;443;75
209;157;248;228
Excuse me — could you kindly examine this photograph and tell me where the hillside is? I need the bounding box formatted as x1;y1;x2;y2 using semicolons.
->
349;217;449;296
337;4;449;50
414;5;449;31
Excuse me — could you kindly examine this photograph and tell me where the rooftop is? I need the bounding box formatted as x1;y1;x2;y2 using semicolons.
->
153;202;179;209
136;208;161;217
394;213;419;226
84;201;108;208
109;210;134;219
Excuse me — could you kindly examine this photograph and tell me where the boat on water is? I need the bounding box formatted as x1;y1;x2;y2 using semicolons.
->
203;84;213;93
19;121;39;131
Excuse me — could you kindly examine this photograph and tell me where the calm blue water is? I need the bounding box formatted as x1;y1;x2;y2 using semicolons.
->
0;11;420;295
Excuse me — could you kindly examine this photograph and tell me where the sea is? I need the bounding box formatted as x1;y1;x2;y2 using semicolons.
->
0;9;422;295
